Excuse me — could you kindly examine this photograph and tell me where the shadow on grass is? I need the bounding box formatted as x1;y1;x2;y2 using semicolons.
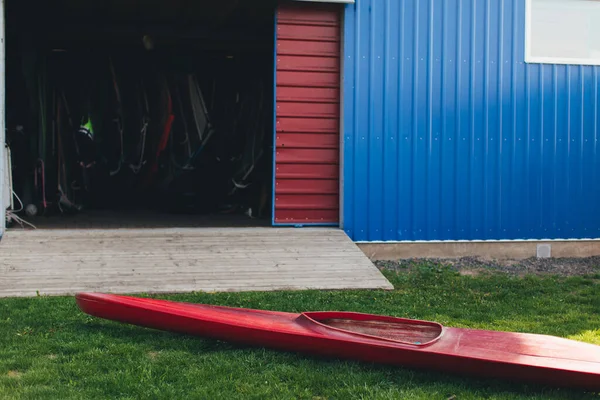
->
76;318;598;399
2;265;599;399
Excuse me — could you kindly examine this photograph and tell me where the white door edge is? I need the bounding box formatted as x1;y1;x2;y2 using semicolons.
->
0;0;6;241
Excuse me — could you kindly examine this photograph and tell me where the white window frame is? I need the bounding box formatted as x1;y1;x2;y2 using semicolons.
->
525;0;600;66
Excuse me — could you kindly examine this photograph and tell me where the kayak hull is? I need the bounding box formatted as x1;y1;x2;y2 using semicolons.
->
75;292;600;392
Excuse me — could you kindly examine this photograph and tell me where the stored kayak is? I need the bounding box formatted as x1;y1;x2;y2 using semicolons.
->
75;292;600;392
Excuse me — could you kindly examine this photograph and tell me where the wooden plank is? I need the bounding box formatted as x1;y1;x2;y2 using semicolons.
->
0;281;388;297
0;227;393;297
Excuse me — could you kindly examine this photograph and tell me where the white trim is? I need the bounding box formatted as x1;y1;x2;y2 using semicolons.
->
338;6;345;229
0;0;5;240
525;56;600;67
524;0;533;63
525;0;600;66
355;238;600;244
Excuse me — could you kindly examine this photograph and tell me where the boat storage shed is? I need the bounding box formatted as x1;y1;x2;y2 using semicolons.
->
2;0;600;285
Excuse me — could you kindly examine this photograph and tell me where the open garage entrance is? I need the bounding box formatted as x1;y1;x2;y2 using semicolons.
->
0;0;391;296
5;0;276;229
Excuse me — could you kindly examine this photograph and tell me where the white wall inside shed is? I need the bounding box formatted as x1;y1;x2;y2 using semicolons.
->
0;0;5;240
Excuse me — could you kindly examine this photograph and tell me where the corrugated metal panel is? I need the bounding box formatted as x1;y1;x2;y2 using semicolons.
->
343;0;600;242
274;1;342;225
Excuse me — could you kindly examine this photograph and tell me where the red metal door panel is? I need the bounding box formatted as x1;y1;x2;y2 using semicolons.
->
277;117;338;133
277;71;340;88
276;195;339;210
276;86;340;102
277;133;339;149
278;5;341;23
277;148;339;165
276;179;339;195
274;1;341;225
277;23;339;41
277;40;340;57
276;164;339;180
277;102;339;119
276;56;339;73
276;209;340;223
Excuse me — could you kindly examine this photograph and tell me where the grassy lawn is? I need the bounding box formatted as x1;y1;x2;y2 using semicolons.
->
1;263;599;400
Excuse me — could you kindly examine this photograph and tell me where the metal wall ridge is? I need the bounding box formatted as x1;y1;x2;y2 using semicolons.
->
342;0;600;242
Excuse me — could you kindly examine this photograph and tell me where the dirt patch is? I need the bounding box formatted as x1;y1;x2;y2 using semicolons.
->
376;256;600;277
7;371;22;378
148;351;160;360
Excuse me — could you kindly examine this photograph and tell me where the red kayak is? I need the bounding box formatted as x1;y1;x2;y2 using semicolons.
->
75;292;600;392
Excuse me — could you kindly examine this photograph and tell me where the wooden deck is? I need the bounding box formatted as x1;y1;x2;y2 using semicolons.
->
0;227;393;297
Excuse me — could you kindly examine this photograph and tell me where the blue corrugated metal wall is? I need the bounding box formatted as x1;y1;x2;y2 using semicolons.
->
342;0;600;242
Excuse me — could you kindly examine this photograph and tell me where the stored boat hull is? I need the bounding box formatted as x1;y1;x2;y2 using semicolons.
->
75;293;600;392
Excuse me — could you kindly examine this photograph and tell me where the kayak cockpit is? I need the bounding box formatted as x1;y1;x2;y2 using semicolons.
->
299;311;443;346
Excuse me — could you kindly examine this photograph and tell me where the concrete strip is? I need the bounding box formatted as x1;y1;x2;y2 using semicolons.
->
358;241;600;261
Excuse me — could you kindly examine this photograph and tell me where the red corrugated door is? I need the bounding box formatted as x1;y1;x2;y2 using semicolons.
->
274;1;341;226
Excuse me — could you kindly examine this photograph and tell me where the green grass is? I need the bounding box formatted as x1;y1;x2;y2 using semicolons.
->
0;264;599;399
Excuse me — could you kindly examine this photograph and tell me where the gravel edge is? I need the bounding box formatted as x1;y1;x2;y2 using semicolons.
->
375;256;600;277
